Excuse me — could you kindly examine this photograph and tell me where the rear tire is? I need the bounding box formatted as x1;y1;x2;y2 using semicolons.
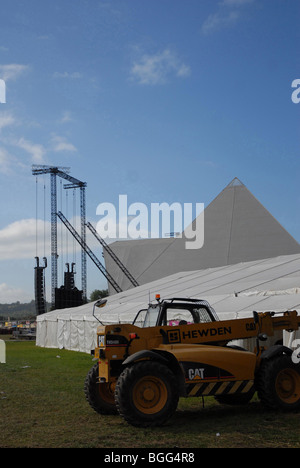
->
84;363;117;415
256;355;300;411
115;361;179;427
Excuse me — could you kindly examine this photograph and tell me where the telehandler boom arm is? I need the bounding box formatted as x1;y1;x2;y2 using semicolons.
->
165;310;300;346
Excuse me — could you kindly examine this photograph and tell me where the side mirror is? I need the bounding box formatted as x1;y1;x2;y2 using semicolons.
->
93;299;107;324
95;298;107;308
258;333;268;341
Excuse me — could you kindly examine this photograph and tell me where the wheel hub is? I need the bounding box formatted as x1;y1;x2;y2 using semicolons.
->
143;387;155;402
276;368;300;404
133;376;168;414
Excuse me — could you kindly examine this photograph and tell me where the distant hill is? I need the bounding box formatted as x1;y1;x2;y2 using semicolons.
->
0;301;50;321
0;289;108;321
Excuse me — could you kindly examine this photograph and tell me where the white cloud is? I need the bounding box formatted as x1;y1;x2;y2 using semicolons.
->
58;111;73;124
130;49;191;85
0;125;77;171
0;64;29;81
0;147;16;174
53;71;82;79
221;0;254;5
202;0;254;34
0;112;16;132
0;217;94;262
15;137;46;164
0;217;105;303
202;10;240;34
0;283;32;303
51;135;77;153
0;219;50;260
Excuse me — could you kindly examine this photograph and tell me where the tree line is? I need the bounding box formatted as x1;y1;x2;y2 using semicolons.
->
0;289;109;321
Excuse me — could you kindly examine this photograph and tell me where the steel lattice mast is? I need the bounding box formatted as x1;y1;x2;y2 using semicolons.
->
32;165;87;305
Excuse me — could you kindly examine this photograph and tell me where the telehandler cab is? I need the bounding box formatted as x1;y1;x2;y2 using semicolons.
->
84;296;300;427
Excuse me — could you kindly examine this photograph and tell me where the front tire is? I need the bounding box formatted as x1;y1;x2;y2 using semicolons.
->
115;361;179;427
256;355;300;411
84;363;117;415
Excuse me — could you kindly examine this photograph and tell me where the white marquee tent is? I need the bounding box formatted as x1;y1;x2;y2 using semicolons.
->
36;253;300;354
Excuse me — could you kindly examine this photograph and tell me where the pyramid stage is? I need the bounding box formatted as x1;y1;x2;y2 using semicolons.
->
103;178;300;294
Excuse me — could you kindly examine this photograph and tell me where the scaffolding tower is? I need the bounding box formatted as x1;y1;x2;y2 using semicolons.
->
32;165;87;306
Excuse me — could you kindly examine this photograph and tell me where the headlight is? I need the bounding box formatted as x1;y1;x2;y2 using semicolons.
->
98;335;105;347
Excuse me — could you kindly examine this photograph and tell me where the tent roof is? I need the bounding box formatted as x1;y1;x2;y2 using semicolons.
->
38;253;300;324
103;178;300;294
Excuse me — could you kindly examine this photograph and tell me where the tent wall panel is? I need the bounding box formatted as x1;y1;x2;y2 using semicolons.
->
36;253;300;354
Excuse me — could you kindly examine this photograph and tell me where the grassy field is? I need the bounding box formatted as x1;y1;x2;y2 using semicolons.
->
0;339;299;448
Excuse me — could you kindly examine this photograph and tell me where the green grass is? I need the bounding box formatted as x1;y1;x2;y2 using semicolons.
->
0;340;299;448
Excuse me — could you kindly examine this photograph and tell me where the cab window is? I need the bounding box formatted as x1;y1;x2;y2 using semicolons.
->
165;307;213;326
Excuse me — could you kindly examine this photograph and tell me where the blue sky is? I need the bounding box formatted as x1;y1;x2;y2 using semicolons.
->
0;0;299;303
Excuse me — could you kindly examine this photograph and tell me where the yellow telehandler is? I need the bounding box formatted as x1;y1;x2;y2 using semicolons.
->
84;296;300;427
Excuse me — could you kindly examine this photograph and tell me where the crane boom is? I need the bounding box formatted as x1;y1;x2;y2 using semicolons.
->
86;222;139;288
57;211;122;293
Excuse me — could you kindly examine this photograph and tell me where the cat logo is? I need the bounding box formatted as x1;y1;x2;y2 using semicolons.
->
188;368;205;380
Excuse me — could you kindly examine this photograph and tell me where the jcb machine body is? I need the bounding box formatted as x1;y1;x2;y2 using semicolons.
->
85;297;300;427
